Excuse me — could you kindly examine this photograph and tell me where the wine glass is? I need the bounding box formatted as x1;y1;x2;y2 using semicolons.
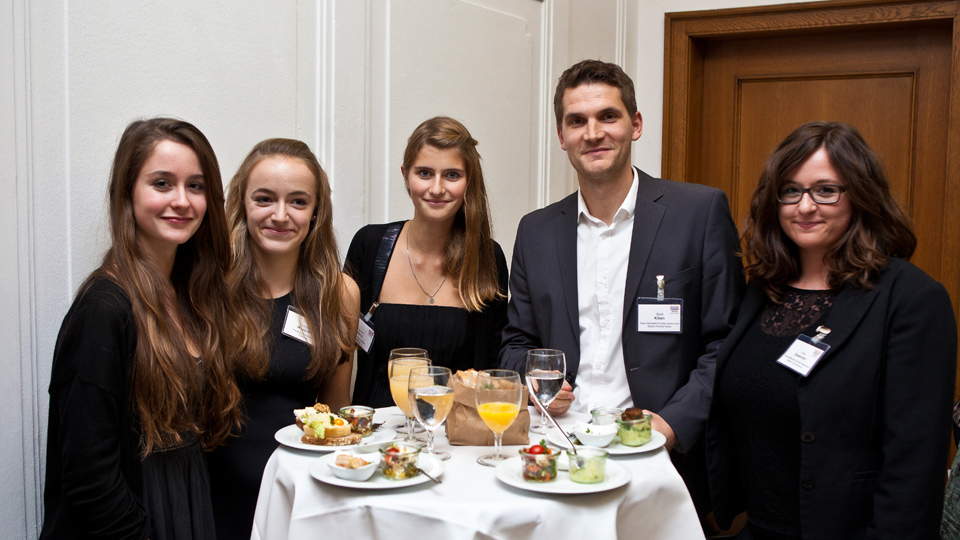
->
475;369;522;467
388;348;430;442
524;349;566;434
407;366;453;461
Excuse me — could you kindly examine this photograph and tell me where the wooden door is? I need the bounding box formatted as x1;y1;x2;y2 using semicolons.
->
664;1;960;464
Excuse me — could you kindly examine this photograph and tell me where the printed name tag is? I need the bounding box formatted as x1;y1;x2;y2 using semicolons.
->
356;317;375;353
636;297;683;334
281;305;313;346
776;335;830;377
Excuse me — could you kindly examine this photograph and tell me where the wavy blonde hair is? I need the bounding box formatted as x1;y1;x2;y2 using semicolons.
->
402;117;503;311
225;138;355;384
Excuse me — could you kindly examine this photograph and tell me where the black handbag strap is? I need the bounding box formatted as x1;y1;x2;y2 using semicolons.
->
368;222;403;311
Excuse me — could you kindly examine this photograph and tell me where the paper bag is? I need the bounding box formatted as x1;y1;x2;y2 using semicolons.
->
446;376;529;446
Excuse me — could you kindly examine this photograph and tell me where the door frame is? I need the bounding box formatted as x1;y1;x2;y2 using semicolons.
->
663;0;960;406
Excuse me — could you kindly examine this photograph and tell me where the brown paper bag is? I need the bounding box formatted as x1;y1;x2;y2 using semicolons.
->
446;376;530;446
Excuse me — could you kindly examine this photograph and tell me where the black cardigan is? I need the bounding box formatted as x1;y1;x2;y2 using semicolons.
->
344;221;508;405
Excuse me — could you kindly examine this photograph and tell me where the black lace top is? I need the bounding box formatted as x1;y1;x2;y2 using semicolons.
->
716;287;836;540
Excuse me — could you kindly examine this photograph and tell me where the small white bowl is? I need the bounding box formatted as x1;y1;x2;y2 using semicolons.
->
327;452;380;481
572;421;617;447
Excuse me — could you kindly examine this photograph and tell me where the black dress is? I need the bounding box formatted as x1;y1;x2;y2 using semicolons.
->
714;287;835;540
345;221;509;408
208;291;321;540
41;277;215;540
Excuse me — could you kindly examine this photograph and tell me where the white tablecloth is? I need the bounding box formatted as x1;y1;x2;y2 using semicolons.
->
252;407;705;540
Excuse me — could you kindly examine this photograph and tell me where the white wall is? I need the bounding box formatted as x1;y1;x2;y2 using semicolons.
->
2;0;821;537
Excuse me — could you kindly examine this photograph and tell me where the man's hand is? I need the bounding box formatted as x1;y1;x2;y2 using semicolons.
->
643;409;677;451
532;381;575;416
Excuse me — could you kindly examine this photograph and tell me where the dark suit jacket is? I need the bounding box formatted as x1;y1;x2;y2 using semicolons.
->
499;168;744;510
707;258;957;539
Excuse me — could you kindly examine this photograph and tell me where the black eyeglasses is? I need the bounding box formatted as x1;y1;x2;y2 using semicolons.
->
777;184;846;204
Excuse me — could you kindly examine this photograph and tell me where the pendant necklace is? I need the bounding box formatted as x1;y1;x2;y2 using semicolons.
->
406;228;446;304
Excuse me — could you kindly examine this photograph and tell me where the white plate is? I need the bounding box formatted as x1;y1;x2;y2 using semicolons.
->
547;429;666;455
309;452;444;489
274;424;397;453
495;457;630;494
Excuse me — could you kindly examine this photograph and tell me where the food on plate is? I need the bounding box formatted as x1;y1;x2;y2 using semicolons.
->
294;403;362;446
334;454;370;469
379;442;421;480
616;409;652;447
590;407;624;425
339;405;375;436
572;421;618;447
519;440;559;482
567;446;608;484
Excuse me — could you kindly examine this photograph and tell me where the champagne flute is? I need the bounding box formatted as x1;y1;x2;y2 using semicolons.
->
388;348;430;442
524;349;566;434
475;369;522;466
407;366;453;461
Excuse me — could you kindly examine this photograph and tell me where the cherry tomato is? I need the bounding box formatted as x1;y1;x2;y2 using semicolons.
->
386;446;400;454
527;444;545;454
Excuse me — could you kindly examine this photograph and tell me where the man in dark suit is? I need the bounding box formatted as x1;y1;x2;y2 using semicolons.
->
499;59;744;516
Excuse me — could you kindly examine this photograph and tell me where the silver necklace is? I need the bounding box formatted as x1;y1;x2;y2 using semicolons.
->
406;229;446;304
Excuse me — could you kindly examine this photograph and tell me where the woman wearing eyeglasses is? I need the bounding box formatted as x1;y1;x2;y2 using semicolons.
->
706;121;957;540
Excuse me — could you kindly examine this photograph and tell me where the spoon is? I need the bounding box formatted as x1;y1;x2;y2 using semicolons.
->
417;467;442;484
528;391;577;456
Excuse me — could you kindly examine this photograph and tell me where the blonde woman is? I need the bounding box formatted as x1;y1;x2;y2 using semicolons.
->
208;138;359;539
345;117;507;407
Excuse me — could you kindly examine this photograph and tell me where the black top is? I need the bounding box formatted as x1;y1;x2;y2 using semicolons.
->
345;221;509;407
208;291;321;539
40;277;215;540
715;288;835;540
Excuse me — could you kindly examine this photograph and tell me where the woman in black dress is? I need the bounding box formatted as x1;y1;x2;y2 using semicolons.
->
345;116;508;407
40;118;241;540
208;138;359;539
707;121;957;539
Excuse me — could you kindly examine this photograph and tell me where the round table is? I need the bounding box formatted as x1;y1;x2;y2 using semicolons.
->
251;407;705;540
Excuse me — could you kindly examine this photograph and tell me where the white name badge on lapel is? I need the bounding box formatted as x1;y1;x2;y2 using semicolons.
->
636;298;683;333
776;326;831;377
282;305;313;346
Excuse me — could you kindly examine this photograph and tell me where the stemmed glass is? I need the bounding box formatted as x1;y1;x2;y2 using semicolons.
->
388;348;430;443
407;366;453;461
475;369;522;467
524;349;566;434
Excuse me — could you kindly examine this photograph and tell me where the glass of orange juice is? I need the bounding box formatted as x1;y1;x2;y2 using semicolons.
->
388;348;430;442
475;369;522;466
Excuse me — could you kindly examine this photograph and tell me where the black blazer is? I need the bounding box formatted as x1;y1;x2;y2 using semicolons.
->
707;258;958;539
499;168;744;512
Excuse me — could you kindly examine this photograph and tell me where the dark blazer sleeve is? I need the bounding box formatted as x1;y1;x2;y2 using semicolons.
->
43;279;149;540
499;213;543;373
868;275;956;539
656;187;744;452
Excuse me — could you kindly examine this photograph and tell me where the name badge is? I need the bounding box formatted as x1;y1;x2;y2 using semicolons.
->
356;317;375;353
636;297;683;334
281;305;313;346
776;327;832;377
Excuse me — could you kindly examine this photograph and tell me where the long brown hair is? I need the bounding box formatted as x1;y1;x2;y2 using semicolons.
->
402;116;503;312
93;117;240;455
741;121;916;302
225;138;354;384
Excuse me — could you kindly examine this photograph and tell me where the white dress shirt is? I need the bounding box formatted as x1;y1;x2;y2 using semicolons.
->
572;169;638;414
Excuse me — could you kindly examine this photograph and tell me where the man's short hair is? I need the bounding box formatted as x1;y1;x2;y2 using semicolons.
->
553;59;637;127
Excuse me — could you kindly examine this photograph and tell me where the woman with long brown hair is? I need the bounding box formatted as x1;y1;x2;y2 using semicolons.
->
345;116;507;407
706;121;957;539
40;118;241;540
208;138;359;539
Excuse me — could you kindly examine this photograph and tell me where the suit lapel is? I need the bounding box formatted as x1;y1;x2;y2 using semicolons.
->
555;195;580;354
622;169;665;323
817;283;880;363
